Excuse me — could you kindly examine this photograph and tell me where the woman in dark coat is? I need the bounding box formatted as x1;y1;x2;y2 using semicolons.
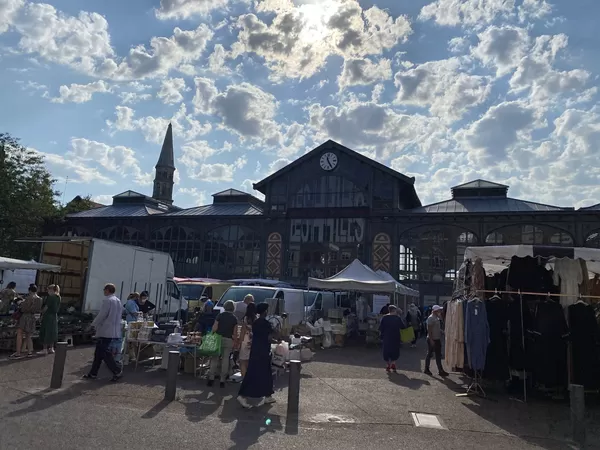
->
237;303;275;408
39;284;61;354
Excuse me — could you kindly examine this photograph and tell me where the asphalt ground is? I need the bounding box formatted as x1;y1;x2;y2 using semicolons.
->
0;339;597;449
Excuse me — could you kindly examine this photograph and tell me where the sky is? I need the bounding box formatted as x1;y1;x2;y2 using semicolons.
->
0;0;598;209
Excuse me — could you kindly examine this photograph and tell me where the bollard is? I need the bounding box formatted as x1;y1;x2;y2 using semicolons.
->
287;360;301;416
570;383;586;446
164;350;180;402
50;342;68;389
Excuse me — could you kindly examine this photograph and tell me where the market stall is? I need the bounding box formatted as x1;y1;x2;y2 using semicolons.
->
447;245;600;401
376;270;419;311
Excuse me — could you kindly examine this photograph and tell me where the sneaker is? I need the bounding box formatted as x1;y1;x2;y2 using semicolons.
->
264;396;276;404
82;374;97;380
111;372;123;382
391;364;397;373
207;379;214;387
8;353;24;360
219;382;225;389
47;349;55;354
36;351;48;356
423;369;433;376
237;396;251;409
385;365;391;373
439;370;449;377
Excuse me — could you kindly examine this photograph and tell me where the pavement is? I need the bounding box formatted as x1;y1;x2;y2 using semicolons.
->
0;341;598;450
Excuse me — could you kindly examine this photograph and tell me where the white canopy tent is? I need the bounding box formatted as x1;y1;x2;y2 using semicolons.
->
375;270;419;297
308;259;396;293
0;257;61;272
464;245;600;276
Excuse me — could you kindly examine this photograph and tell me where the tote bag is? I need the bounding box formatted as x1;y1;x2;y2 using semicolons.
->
199;332;222;356
400;326;415;344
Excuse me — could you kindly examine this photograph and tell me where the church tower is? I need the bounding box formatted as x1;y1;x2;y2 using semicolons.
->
152;123;176;205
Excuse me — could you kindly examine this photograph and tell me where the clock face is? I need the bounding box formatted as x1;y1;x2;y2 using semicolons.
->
320;152;338;171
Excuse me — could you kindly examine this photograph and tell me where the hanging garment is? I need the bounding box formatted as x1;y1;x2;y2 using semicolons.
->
530;300;569;389
507;256;549;292
578;259;590;296
569;302;600;389
590;275;600;298
507;295;534;371
471;258;486;296
553;258;583;309
484;298;510;381
465;299;490;371
444;300;464;370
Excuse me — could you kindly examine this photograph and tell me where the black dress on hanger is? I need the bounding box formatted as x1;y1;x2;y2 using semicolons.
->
484;297;510;381
569;302;600;389
530;300;569;388
507;295;534;371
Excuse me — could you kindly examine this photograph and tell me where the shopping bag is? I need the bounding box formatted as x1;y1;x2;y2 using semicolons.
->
400;326;415;343
199;332;222;356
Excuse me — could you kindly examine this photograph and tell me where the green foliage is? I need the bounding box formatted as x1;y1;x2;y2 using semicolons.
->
0;133;59;259
61;195;97;215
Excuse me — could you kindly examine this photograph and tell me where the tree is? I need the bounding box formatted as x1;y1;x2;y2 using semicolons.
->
0;133;59;259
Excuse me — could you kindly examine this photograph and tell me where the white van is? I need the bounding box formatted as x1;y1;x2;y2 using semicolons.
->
216;286;317;326
304;291;336;322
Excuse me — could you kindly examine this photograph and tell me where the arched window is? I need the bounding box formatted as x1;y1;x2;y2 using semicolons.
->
487;225;573;246
203;226;260;277
59;226;91;237
291;175;366;208
399;226;478;283
485;232;503;244
96;226;141;245
150;226;200;276
585;232;600;248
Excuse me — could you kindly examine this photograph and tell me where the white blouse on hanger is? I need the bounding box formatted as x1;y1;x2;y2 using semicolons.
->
444;300;464;370
553;257;583;308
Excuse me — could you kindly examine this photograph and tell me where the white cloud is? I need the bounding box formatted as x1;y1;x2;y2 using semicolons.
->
394;57;491;122
472;26;529;76
176;187;207;206
241;178;265;201
193;163;236;182
119;91;152;104
0;0;24;33
208;44;229;73
13;2;115;74
50;80;111;103
193;77;281;143
231;0;411;80
92;194;114;204
338;58;392;89
458;101;541;164
552;108;600;157
155;0;231;20
157;77;189;104
309;98;447;160
37;151;116;185
419;0;516;28
179;140;222;169
68;138;153;185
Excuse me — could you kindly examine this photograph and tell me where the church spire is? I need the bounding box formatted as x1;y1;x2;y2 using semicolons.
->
152;123;176;205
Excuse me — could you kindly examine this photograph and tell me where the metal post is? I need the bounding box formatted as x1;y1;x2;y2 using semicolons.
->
287;360;301;416
570;383;585;446
50;342;68;389
164;350;180;402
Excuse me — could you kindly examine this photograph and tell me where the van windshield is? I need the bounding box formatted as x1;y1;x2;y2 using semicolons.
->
179;284;205;300
304;291;318;306
217;287;277;306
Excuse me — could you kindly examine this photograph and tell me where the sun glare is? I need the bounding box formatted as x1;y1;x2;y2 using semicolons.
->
296;0;339;44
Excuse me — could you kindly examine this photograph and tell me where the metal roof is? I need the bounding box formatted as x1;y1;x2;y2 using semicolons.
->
452;179;508;190
213;188;250;197
580;203;600;211
410;197;572;214
166;203;264;216
67;205;166;218
113;190;146;198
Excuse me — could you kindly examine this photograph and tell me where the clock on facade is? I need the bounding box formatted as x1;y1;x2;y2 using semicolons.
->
319;152;338;171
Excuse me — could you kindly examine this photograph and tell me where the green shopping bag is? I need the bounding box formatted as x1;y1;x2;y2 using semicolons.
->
199;332;222;356
400;326;415;344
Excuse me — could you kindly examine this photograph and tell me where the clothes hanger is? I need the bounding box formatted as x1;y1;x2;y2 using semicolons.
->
576;293;587;305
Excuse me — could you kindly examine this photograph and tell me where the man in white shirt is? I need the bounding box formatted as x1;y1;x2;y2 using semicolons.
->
234;294;254;322
84;283;123;382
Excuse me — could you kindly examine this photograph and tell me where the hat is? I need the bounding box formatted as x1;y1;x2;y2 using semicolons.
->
432;305;443;311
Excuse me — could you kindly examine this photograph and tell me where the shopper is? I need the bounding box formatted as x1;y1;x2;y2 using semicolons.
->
137;291;156;315
406;303;422;348
379;305;404;373
10;284;42;359
38;284;61;355
424;305;449;377
238;302;257;377
208;300;238;388
234;294;254;322
0;281;17;314
196;300;217;334
237;303;276;408
84;284;123;382
124;292;140;322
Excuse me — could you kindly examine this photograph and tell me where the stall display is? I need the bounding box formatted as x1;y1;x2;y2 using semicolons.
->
568;302;600;389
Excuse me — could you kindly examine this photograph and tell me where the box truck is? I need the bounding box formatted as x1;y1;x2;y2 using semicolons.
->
21;237;181;317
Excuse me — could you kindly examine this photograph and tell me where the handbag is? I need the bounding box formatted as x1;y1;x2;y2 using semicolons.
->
199;332;222;356
400;326;415;343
